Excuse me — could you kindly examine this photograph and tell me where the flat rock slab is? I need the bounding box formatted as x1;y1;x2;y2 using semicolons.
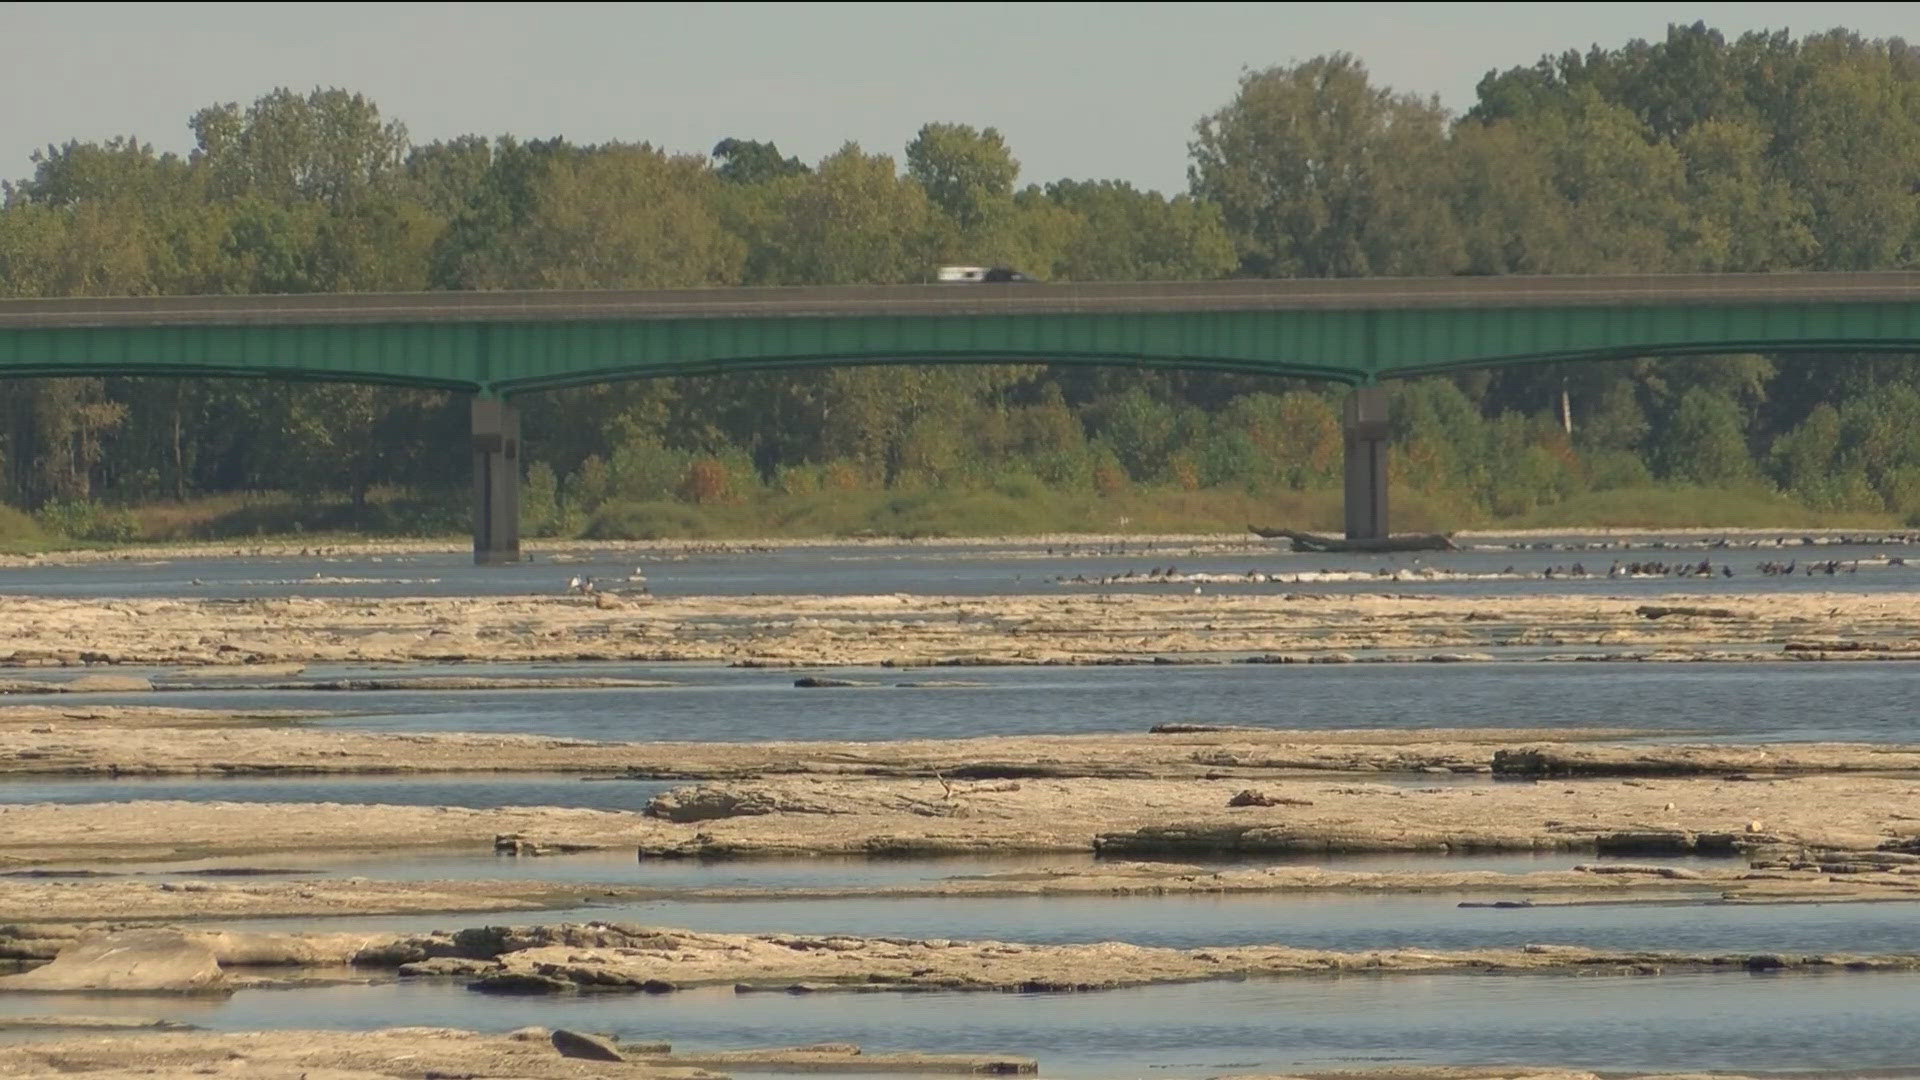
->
657;1045;1038;1074
0;724;1656;780
0;675;154;695
0;1014;197;1031
0;929;226;993
0;1027;720;1079
404;921;1920;995
2;769;1915;867
0;878;562;925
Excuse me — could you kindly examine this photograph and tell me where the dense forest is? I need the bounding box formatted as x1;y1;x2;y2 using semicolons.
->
3;23;1920;541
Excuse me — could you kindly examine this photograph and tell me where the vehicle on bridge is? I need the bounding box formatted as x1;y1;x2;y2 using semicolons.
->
937;266;1031;283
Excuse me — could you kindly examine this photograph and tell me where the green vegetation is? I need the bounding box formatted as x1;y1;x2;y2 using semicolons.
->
0;502;47;551
4;24;1920;545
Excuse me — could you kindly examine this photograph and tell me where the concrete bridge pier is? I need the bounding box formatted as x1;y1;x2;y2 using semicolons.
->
1342;385;1390;541
472;397;521;565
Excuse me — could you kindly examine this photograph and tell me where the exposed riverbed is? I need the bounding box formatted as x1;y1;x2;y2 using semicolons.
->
3;534;1919;1077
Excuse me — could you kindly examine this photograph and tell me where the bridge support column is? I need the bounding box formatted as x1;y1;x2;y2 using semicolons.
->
1342;385;1390;541
472;397;521;566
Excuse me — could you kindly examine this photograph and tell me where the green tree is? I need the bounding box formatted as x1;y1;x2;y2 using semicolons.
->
1655;388;1754;484
905;123;1019;237
191;88;410;208
1450;119;1575;274
450;144;742;289
1773;36;1920;269
1190;54;1462;277
747;143;939;285
1677;118;1816;271
1042;180;1235;281
405;135;495;219
1770;402;1841;498
712;138;808;184
1547;92;1692;272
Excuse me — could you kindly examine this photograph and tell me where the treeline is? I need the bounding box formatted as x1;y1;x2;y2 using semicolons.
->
2;23;1920;539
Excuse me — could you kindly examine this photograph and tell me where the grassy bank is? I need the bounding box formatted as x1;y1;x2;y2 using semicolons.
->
3;480;1905;553
1499;484;1904;531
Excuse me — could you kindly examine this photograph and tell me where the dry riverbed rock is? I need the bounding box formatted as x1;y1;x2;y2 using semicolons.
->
0;927;398;992
0;1027;711;1078
362;921;1920;995
6;857;1917;928
0;929;227;993
3;589;1918;668
3;770;1915;866
0;1023;1037;1077
0;724;1662;779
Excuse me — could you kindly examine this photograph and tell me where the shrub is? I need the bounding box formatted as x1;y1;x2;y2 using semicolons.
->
822;460;870;490
774;464;820;496
522;462;563;537
679;457;736;504
608;442;690;502
581;500;714;540
569;456;612;513
35;501;139;543
1089;441;1130;496
0;504;47;546
989;471;1048;501
1584;450;1654;491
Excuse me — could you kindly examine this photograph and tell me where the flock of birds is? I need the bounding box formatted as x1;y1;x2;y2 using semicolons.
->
1542;560;1732;578
1053;554;1908;588
1544;557;1902;578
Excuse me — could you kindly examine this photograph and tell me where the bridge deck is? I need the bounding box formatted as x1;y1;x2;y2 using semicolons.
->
4;272;1919;329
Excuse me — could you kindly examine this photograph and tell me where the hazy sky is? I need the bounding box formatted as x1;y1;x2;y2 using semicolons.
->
3;2;1913;194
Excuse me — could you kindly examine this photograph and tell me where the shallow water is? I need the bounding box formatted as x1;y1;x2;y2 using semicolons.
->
5;971;1920;1076
0;773;671;811
202;888;1920;958
20;659;1920;744
557;891;1920;955
1;539;1917;600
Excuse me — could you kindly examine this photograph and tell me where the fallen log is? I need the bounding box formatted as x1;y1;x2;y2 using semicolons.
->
1248;526;1456;553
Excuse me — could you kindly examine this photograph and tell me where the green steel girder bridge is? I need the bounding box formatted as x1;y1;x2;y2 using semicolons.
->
2;272;1918;562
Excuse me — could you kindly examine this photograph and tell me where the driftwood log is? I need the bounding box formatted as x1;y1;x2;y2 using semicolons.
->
1248;526;1457;553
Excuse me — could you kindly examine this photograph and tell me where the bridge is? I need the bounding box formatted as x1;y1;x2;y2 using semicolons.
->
2;272;1918;562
